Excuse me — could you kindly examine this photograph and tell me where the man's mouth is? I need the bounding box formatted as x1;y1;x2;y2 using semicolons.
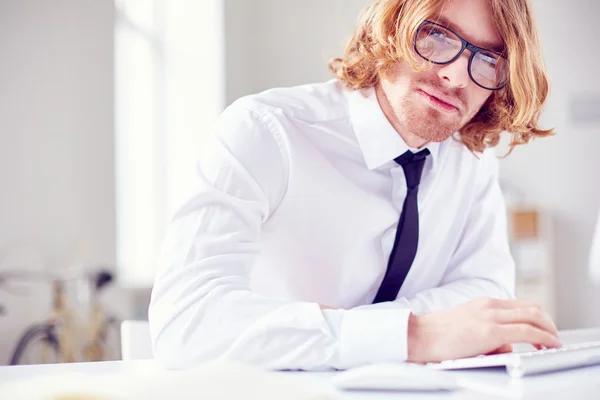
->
417;89;460;113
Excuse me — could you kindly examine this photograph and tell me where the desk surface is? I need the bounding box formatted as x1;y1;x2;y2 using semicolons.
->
1;329;600;400
2;359;600;399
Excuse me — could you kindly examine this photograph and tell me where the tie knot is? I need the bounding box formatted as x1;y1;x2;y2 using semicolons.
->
394;149;430;189
395;149;430;166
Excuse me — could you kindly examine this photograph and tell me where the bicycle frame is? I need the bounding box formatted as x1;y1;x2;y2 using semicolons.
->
2;267;120;365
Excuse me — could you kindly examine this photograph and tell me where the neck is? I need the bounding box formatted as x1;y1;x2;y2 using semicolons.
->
375;84;428;149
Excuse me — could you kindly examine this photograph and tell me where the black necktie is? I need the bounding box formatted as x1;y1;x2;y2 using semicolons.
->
373;149;430;303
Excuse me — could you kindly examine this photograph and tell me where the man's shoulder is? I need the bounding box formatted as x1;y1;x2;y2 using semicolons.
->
441;136;500;183
227;79;349;124
446;135;498;163
206;80;349;166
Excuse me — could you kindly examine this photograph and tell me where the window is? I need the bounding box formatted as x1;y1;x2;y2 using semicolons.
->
114;0;225;287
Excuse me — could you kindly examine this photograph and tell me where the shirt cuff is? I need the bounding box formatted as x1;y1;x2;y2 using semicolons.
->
338;308;411;368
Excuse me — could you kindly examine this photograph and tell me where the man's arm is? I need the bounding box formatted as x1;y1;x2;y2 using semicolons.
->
149;102;558;370
405;150;514;314
355;151;513;316
148;100;411;371
339;150;560;361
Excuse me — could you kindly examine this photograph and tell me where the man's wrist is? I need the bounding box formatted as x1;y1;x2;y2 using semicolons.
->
407;312;425;363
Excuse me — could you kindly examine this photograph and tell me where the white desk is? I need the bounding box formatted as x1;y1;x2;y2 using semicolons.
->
1;329;599;400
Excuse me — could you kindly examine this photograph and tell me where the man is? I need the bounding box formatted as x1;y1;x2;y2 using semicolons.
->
149;0;560;370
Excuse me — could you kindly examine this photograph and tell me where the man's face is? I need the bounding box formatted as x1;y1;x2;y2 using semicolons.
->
379;0;504;144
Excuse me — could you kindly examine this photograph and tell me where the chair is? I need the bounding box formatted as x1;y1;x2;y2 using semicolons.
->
120;320;153;360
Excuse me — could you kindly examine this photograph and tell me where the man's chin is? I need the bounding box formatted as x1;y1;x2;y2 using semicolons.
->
409;124;457;143
400;106;463;143
423;131;455;143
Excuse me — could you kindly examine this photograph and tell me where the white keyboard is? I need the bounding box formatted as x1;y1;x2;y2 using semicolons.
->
428;341;600;378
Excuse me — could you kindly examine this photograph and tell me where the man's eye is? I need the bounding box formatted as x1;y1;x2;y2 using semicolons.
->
428;27;446;39
478;52;498;66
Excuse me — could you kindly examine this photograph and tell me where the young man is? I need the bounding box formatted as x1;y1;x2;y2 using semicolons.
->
149;0;560;370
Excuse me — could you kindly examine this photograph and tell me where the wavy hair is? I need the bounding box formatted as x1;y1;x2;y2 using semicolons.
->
329;0;554;153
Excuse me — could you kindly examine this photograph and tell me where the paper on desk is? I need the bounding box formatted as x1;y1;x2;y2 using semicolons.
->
0;361;338;400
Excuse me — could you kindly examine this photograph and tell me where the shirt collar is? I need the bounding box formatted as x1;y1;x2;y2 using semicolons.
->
345;86;440;171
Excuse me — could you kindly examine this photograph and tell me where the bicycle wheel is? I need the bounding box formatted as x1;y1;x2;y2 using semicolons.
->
9;323;59;365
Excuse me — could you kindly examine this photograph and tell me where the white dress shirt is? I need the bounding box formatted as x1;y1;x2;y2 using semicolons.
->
149;79;515;371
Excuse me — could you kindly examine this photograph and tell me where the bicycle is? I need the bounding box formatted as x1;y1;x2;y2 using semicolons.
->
0;267;120;365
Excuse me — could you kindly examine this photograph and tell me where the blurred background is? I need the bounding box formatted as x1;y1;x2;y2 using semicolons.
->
0;0;599;365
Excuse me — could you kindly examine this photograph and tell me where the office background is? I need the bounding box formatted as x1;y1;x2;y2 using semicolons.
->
0;0;599;364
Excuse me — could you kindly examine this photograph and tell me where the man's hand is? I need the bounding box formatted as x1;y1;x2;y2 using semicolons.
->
319;304;336;310
407;297;561;363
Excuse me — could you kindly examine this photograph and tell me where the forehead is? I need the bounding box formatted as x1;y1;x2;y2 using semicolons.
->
432;0;504;53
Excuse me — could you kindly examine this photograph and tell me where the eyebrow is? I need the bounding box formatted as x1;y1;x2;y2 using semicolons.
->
432;16;505;54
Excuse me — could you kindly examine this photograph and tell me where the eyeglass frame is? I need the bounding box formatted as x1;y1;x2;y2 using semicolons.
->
413;20;510;91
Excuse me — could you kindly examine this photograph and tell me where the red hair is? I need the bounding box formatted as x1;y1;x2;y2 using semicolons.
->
329;0;554;153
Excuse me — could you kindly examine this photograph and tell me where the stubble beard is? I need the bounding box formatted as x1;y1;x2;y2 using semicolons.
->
398;94;466;143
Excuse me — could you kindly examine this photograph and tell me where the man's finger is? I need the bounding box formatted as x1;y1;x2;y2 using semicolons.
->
319;304;335;310
485;298;543;310
497;324;562;349
493;308;559;337
486;343;513;355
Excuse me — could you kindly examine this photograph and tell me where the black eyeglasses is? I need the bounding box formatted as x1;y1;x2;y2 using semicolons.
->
413;21;509;90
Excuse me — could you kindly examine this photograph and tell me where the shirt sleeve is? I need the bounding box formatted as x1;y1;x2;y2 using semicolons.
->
148;100;411;371
403;150;516;315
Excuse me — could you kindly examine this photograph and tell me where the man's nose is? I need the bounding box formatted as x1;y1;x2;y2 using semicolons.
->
436;53;470;89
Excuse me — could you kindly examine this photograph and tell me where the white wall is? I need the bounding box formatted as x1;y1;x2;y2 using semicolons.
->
0;0;126;364
224;0;370;104
225;0;600;329
499;0;600;329
224;0;257;105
